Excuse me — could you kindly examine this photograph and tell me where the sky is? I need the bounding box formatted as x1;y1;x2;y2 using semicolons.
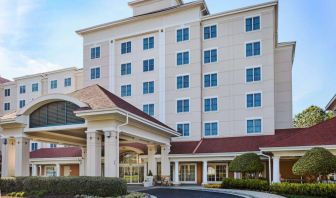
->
0;0;335;115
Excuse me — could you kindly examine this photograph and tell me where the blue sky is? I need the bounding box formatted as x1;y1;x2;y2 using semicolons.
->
0;0;335;115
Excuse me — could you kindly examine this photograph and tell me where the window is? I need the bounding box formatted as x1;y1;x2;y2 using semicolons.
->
246;16;260;32
121;63;132;75
121;41;131;54
143;59;154;72
143;36;154;50
204;122;218;136
246;41;261;57
121;84;131;97
31;143;38;151
177;51;189;65
204;73;217;88
204;97;218;112
207;163;227;182
177;75;189;89
204;25;217;39
4;103;10;111
50;144;57;148
19;100;25;108
4;89;10;97
19;85;26;94
176;27;189;42
246;67;261;82
179;164;196;182
90;67;100;80
143;81;154;94
204;49;217;64
177;99;189;113
246;93;262;108
247;119;262;133
50;80;57;89
32;83;38;92
143;104;154;116
46;166;56;177
90;46;100;59
64;78;71;87
177;123;190;137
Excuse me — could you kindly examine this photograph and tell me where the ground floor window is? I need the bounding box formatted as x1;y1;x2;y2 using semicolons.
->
179;164;196;182
208;163;227;182
45;166;56;176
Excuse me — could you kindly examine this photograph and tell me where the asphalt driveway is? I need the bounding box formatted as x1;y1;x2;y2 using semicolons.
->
141;188;243;198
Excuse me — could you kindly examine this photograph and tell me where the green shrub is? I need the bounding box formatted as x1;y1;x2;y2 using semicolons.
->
229;153;264;178
0;177;20;193
221;178;269;191
0;177;127;197
271;183;336;198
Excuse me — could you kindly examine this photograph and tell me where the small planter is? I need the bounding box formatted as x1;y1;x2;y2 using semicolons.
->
144;176;154;187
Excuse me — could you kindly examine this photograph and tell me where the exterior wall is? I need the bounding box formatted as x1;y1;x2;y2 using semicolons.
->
130;0;180;16
280;159;300;180
0;82;17;116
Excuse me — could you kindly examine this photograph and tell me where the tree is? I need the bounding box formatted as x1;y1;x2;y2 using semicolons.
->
229;153;264;179
293;105;334;128
292;147;336;181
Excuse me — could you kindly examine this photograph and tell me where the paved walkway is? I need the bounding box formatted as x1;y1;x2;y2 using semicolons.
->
129;185;286;198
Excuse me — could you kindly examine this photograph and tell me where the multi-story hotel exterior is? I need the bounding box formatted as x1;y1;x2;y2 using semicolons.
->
1;0;336;185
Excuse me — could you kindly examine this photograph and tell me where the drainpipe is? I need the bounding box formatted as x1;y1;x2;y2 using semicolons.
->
259;152;272;184
117;112;129;133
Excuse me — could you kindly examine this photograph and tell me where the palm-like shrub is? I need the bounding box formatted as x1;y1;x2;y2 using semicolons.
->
229;153;264;178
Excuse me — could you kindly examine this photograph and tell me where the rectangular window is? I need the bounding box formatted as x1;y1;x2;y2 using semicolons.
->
4;89;10;97
204;122;218;136
204;73;217;88
50;144;57;148
177;99;189;113
143;104;154;116
143;81;154;94
64;78;71;87
31;142;38;151
143;36;154;50
32;83;38;92
90;46;100;59
247;119;262;133
246;93;262;108
90;67;101;80
19;100;25;108
179;164;196;182
246;41;261;57
246;16;260;32
246;67;261;82
207;163;227;182
177;123;190;137
204;49;217;64
50;80;57;89
204;25;217;39
4;102;10;111
176;27;189;42
121;41;131;54
177;51;189;65
121;63;132;75
143;59;154;72
19;85;26;94
204;97;218;112
177;75;189;89
121;84;131;97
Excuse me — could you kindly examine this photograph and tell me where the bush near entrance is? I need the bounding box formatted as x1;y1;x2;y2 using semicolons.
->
0;177;127;197
228;153;264;178
292;147;336;180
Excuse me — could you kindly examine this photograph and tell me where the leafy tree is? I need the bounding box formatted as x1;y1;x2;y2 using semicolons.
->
229;153;264;179
293;105;334;128
292;147;336;181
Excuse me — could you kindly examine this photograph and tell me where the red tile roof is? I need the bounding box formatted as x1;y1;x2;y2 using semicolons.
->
30;147;81;158
0;77;10;84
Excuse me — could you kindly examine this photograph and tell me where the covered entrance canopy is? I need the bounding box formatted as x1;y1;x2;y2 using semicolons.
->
0;85;180;179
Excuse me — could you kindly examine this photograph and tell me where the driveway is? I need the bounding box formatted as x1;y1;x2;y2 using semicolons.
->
141;188;243;198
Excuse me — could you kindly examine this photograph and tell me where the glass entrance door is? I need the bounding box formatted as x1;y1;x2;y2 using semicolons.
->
119;165;144;184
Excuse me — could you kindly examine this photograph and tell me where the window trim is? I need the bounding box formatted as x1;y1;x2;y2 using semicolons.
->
142;80;155;95
176;49;190;66
143;35;155;50
90;45;101;60
245;91;263;109
90;66;101;80
142;58;155;72
207;162;229;183
176;97;190;114
176;121;191;137
203;47;219;64
4;88;10;97
120;62;132;76
203;96;219;113
244;15;261;33
19;99;26;109
50;80;58;90
178;163;197;184
175;26;190;43
64;77;72;87
121;41;132;54
142;103;155;116
203;23;218;40
176;73;190;90
246;117;263;134
245;65;263;83
120;84;132;97
32;83;39;92
245;40;262;58
203;120;219;137
19;85;26;94
203;72;218;88
4;102;10;111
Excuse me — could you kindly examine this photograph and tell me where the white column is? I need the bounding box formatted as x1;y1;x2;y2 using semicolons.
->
79;147;87;176
173;161;180;185
32;164;38;176
1;138;9;176
86;131;102;176
202;160;208;185
15;137;30;176
160;144;170;180
272;156;280;183
104;130;119;177
39;165;42;176
234;172;241;179
147;144;157;176
56;163;61;176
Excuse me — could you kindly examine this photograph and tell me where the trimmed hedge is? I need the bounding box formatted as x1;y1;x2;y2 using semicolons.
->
221;178;269;191
228;153;264;177
0;177;127;197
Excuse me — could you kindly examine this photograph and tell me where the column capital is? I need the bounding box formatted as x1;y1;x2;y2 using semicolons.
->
104;130;118;139
273;156;281;159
